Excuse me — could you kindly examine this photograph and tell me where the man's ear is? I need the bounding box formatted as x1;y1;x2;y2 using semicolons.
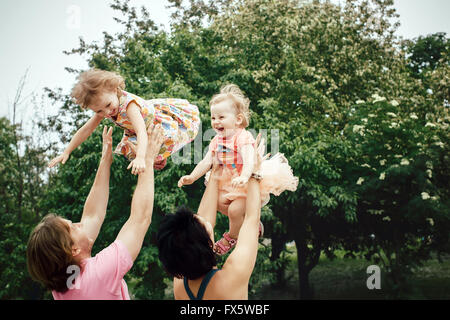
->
72;245;81;257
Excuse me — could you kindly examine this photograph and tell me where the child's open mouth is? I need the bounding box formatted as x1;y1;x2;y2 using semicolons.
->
109;108;118;117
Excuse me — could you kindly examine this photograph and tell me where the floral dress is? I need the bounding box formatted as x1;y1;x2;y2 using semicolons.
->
112;90;200;163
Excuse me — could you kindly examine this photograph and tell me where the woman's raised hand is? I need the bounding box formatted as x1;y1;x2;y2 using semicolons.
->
252;133;270;173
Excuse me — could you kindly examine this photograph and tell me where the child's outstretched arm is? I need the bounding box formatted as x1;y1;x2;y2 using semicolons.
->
126;102;148;175
178;150;213;187
48;114;103;167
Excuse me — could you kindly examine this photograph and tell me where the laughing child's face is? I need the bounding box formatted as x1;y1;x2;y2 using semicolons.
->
88;90;120;119
210;99;243;138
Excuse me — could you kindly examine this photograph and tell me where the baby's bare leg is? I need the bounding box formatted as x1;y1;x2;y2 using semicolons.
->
218;192;231;216
227;197;246;239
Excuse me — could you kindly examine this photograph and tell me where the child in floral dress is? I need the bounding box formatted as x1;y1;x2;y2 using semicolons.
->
49;69;200;174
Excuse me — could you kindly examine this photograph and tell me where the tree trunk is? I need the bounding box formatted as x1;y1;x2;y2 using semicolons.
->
270;230;288;287
295;237;313;299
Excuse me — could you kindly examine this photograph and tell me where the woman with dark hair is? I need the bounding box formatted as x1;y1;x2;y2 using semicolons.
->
157;134;266;300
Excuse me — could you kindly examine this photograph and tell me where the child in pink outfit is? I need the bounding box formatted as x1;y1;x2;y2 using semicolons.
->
52;240;133;300
205;128;297;207
178;84;298;255
206;128;265;205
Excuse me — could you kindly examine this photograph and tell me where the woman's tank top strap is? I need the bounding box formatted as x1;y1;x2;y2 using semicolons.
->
183;268;219;300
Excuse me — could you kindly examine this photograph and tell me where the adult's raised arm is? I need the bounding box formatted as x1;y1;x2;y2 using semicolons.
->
116;124;165;262
196;152;221;229
80;126;113;243
222;134;267;285
223;177;261;282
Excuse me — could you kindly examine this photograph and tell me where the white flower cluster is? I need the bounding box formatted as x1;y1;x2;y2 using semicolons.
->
400;159;409;166
390;100;399;106
372;93;386;103
421;192;430;200
389;122;398;128
353;124;365;136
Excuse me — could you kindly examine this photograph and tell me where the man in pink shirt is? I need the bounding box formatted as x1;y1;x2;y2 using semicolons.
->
27;124;165;300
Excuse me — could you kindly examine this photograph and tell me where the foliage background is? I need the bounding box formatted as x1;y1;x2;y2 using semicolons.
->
1;0;448;299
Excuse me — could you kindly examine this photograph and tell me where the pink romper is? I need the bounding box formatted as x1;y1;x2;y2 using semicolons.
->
205;128;299;208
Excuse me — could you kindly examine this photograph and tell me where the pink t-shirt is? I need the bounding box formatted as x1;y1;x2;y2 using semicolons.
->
52;240;133;300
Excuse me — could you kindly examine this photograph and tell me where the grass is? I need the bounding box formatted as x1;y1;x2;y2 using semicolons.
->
253;249;450;300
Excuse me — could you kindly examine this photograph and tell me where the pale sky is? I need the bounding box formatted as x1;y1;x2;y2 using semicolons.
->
0;0;449;120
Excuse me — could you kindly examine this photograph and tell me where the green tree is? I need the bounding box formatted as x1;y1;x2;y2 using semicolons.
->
342;95;449;297
0;116;49;299
190;0;448;297
0;70;51;299
404;32;450;105
405;32;449;76
199;0;401;298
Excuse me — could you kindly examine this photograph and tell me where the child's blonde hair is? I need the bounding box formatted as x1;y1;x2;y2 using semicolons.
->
71;69;125;109
210;84;251;128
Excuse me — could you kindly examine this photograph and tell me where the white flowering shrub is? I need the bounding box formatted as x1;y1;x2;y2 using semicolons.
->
343;97;449;295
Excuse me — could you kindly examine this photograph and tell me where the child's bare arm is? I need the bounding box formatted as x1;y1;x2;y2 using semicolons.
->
191;150;213;180
178;150;213;187
48;114;103;167
231;144;255;188
67;114;104;153
126;102;148;175
240;144;255;179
